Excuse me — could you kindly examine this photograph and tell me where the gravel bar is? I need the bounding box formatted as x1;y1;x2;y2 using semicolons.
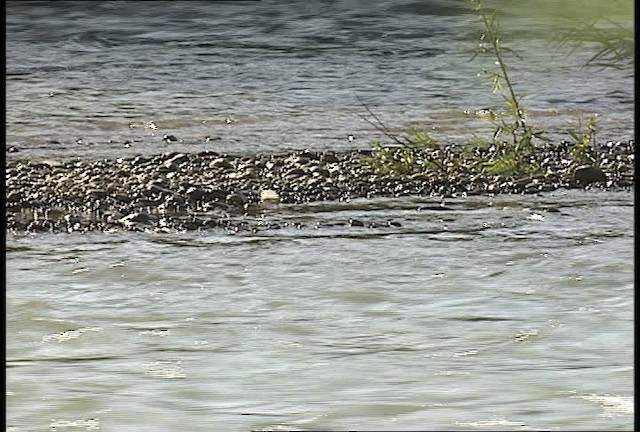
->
5;140;634;233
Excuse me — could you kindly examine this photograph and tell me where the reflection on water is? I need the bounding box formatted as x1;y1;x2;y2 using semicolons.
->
6;190;633;430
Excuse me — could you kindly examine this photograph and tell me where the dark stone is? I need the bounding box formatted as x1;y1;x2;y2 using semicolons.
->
349;218;364;227
87;189;108;199
226;192;249;207
185;186;205;202
210;158;232;169
119;212;156;225
131;155;149;166
284;168;306;178
574;165;606;185
322;152;339;163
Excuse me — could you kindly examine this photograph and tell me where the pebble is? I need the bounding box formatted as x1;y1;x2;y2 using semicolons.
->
163;135;179;143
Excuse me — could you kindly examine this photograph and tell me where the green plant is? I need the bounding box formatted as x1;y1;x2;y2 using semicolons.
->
359;128;439;175
359;0;605;180
355;93;443;175
558;20;634;69
568;114;598;166
469;0;548;176
553;0;633;70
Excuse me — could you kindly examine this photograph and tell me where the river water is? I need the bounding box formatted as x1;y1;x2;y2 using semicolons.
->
5;0;634;160
5;1;634;431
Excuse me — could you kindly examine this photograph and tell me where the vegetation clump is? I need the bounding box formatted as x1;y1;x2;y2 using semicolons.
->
359;0;618;185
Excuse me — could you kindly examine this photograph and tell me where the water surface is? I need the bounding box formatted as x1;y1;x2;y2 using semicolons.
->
6;190;634;431
6;0;634;161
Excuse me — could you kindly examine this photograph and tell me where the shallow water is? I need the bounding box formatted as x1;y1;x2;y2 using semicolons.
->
5;1;634;430
6;190;634;431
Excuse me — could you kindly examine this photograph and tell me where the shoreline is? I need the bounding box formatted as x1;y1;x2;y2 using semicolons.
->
5;140;634;234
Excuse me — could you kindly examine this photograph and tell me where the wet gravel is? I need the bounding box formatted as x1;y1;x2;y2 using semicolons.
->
5;140;634;233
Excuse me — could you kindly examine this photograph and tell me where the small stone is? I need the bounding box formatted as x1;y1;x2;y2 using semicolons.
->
186;187;205;202
165;153;189;165
119;212;155;227
226;192;249;207
210;158;232;169
349;218;364;227
526;213;545;222
131;155;149;166
284;167;306;178
202;189;229;202
163;135;178;143
322;153;339;163
260;189;280;203
87;189;108;199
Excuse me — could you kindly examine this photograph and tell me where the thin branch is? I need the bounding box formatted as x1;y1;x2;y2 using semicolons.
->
354;94;407;146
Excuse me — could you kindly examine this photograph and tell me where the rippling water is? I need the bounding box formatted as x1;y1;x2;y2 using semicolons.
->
5;1;634;431
6;0;634;161
6;190;634;431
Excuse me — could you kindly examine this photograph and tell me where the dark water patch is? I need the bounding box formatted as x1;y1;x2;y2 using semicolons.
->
5;245;35;252
7;355;123;366
447;316;522;322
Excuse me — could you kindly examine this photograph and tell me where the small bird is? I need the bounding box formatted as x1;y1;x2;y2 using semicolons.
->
225;117;236;124
348;134;355;142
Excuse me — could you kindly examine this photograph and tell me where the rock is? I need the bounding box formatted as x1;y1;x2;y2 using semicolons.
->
260;189;280;203
6;190;26;202
201;189;229;202
574;165;606;185
131;156;149;166
87;189;108;199
284;167;306;178
119;212;156;227
185;186;205;202
163;135;178;143
210;158;232;169
226;192;249;208
322;152;339;163
349;218;364;227
165;153;189;166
